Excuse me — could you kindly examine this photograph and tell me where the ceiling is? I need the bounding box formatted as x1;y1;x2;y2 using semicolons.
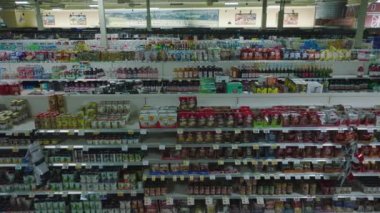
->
0;0;364;10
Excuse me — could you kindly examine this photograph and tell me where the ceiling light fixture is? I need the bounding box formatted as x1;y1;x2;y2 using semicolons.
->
224;2;239;6
15;1;29;4
89;4;98;8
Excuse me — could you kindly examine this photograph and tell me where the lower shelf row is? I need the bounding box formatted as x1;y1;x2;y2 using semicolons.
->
2;194;380;213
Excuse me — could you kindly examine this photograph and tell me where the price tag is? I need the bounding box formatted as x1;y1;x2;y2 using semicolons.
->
175;145;182;150
24;132;30;137
294;198;300;202
293;160;300;165
200;175;205;182
28;192;35;198
177;129;184;134
144;197;152;206
67;145;73;151
315;175;321;180
299;145;305;149
141;145;148;150
205;197;213;205
280;198;286;202
189;176;194;181
251;160;257;165
180;176;185;181
12;147;19;152
253;129;260;134
166;197;174;205
218;160;224;165
243;159;248;165
316;145;322;149
274;174;280;180
75;164;81;169
140;129;147;135
213;144;220;150
123;163;128;169
235;129;241;134
368;196;374;201
321;129;327;133
48;192;54;197
173;176;177;182
235;160;241;165
15;164;22;170
222;196;230;205
232;144;238;150
285;176;291;180
254;175;260;179
210;175;216;180
85;164;91;169
338;128;344;133
304;176;310;180
271;145;277;149
263;129;270;134
257;197;264;205
152;176;156;182
253;145;259;150
295;176;301;180
131;190;137;197
350;197;357;201
242;196;249;204
263;161;268;165
159;145;166;150
78;131;85;136
187;197;195;206
282;129;289;133
332;197;338;201
128;130;134;135
183;160;189;166
143;160;149;166
68;130;75;136
62;164;69;169
62;191;68;197
117;191;124;197
160;175;165;181
226;174;232;180
143;175;147;181
243;174;250;180
280;144;286;149
83;146;89;151
264;174;270;180
122;145;128;151
368;128;374;133
99;165;103;169
215;128;222;134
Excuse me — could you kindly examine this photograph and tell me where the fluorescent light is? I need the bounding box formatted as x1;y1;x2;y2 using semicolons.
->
15;1;29;4
224;2;239;6
89;4;98;8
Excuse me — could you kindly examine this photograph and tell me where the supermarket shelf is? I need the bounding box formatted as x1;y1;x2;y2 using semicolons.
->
145;192;380;201
1;78;160;82
0;163;27;168
36;122;140;134
144;157;342;165
49;162;145;168
144;172;380;180
0;189;143;197
144;172;338;180
0;120;35;135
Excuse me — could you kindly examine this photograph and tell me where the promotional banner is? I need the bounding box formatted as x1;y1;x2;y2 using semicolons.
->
105;9;219;28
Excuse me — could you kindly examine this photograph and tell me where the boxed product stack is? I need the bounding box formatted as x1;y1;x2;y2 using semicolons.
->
0;99;29;130
139;105;177;128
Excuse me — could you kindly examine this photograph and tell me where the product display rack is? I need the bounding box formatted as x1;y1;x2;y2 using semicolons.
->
2;38;380;212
